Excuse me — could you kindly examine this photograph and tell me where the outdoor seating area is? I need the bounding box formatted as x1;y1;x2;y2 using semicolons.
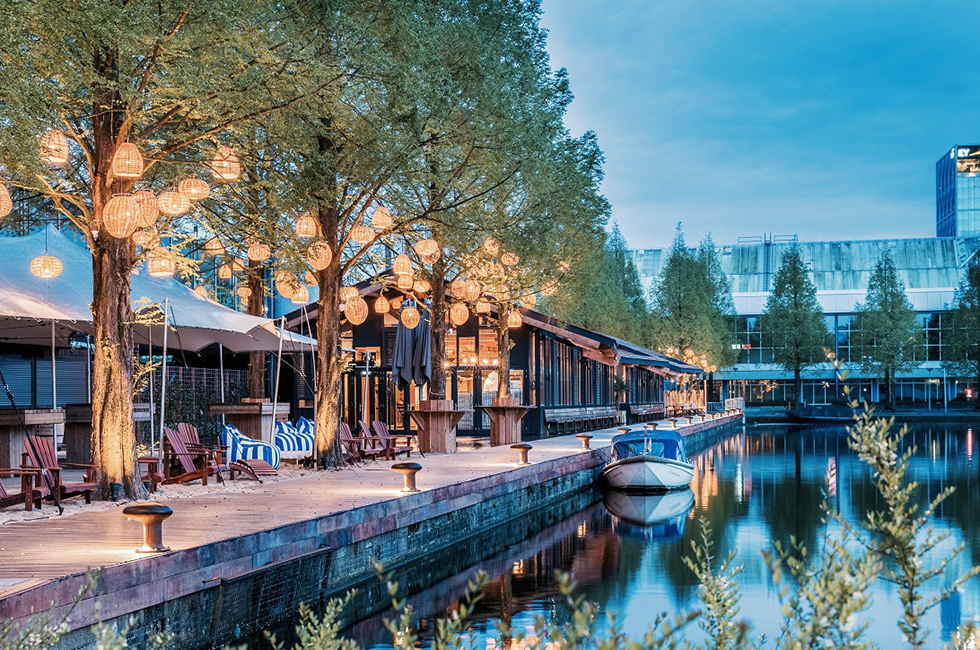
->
543;406;621;435
627;402;667;422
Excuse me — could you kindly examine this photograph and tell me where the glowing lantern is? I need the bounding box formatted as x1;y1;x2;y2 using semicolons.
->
372;205;392;229
450;279;466;297
39;130;69;166
30;254;63;279
147;247;175;277
494;286;511;303
291;284;310;305
558;260;571;273
507;310;523;328
276;271;298;299
112;143;143;179
232;258;246;272
305;271;317;286
132;228;156;247
218;264;232;279
345;296;369;325
501;252;519;266
350;224;374;245
476;299;491;314
178;178;210;201
375;295;390;314
413;279;431;293
541;281;559;297
307;240;332;270
247;240;270;262
133;190;159;227
236;286;252;300
0;184;12;218
482;236;499;256
450;302;469;327
391;296;403;310
397;273;414;290
521;292;537;309
158;190;191;216
194;285;208;298
204;237;224;256
393;254;412;276
414;238;440;265
463;280;481;302
296;212;317;238
401;306;420;329
339;286;359;302
211;145;241;182
102;194;141;239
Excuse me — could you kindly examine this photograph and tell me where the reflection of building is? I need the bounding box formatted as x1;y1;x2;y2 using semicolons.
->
937;145;980;238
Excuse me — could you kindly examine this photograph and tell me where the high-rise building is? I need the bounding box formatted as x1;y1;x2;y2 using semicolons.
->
936;145;980;237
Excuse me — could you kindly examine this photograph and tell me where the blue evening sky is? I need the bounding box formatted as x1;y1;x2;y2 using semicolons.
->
540;0;980;249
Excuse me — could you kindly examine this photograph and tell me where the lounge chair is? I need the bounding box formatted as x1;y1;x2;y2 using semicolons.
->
341;422;385;462
274;420;314;461
220;425;281;476
21;435;97;505
175;422;243;480
366;420;413;459
0;467;41;511
162;426;221;486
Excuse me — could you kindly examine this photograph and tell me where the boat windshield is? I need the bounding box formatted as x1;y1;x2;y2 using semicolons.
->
611;431;686;462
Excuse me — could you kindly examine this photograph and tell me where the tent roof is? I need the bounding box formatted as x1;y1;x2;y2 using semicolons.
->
0;227;315;353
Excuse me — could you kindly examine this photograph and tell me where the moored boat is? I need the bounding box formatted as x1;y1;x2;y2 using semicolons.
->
786;404;856;423
600;428;695;492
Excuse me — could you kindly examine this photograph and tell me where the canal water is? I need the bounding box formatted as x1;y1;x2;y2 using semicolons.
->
347;422;980;648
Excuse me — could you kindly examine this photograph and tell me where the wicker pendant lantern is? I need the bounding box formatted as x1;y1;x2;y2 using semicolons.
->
372;205;393;230
147;247;175;277
194;285;208;298
275;271;298;299
307;240;332;270
541;280;559;297
133;190;159;227
463;280;481;303
450;278;466;297
236;286;252;300
178;178;210;201
295;212;317;238
112;143;144;179
305;271;317;287
132;228;156;247
482;236;499;256
232;258;246;272
339;286;359;302
158;190;191;216
521;292;537;309
350;224;374;245
30;254;63;279
391;296;403;311
494;286;511;303
393;254;412;276
401;305;420;329
476;298;491;314
501;252;519;267
204;237;225;256
291;284;310;305
345;296;369;325
218;264;232;279
211;146;241;182
449;302;469;327
39;130;69;166
413;279;431;294
397;273;414;291
414;239;441;265
0;184;12;218
558;260;571;273
507;310;523;328
103;194;141;239
375;295;390;314
247;240;270;262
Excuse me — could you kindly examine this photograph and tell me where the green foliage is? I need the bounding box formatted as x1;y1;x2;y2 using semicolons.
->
943;263;980;388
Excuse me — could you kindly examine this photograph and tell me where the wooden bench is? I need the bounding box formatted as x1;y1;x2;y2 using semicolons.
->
543;406;620;435
627;403;666;423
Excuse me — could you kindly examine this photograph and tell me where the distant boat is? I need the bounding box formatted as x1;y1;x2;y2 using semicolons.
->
786;404;856;423
600;428;695;492
603;489;696;542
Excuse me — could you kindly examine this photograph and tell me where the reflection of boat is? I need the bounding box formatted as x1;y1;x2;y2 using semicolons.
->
600;429;695;491
604;489;695;540
786;404;856;423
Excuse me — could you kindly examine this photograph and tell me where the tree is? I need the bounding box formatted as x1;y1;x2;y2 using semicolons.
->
943;263;980;408
851;251;920;408
762;243;828;406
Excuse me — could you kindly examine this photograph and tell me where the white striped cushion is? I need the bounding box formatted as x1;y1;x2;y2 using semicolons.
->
221;425;281;469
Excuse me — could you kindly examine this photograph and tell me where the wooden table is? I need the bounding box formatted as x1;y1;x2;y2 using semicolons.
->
409;400;467;454
0;409;65;468
479;398;531;447
209;402;289;443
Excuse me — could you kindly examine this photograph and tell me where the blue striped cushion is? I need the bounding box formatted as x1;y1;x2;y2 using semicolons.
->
221;425;281;469
274;421;314;453
296;417;314;437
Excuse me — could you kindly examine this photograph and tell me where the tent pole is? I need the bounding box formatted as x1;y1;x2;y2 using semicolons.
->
302;304;316;465
148;323;155;454
86;335;92;402
158;298;169;459
218;343;226;427
270;316;285;441
50;320;56;410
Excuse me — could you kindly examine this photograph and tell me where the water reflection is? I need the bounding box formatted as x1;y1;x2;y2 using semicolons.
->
353;423;980;648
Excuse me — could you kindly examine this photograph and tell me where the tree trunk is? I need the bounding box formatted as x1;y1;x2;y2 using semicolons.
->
497;305;511;400
247;262;266;399
429;258;447;399
794;367;802;407
313;256;344;467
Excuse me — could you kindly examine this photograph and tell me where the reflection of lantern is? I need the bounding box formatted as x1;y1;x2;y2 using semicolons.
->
305;271;317;286
158;190;191;216
0;184;11;218
501;252;519;266
476;299;491;314
236;286;252;299
194;285;208;298
464;280;481;302
147;247;175;277
541;280;559;296
218;264;232;279
397;273;414;290
521;292;537;309
30;254;63;279
178;178;210;201
482;236;499;256
413;279;431;293
372;205;392;229
291;284;310;304
414;238;440;264
112;143;144;179
393;254;412;276
507;310;523;328
132;228;156;247
296;212;317;238
211;145;241;182
346;296;369;325
276;271;298;298
103;194;141;239
401;306;420;329
247;240;270;262
133;190;159;227
350;224;374;245
339;286;359;302
39;130;69;166
307;240;332;270
375;295;390;314
391;296;403;310
204;237;224;256
450;302;469;326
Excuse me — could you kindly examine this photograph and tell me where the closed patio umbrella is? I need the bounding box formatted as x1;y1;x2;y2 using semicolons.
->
412;302;431;388
392;299;416;390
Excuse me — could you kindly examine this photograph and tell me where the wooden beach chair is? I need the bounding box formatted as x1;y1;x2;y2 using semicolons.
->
176;422;242;480
162;426;221;486
0;467;41;511
21;435;97;505
368;420;413;459
219;425;279;481
340;422;384;462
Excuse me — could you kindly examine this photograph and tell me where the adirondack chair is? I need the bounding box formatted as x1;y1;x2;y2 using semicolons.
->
0;468;41;511
21;435;97;504
176;422;238;480
340;422;384;462
366;420;413;459
162;426;220;486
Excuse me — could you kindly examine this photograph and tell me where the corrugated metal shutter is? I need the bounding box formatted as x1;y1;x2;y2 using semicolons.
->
0;355;34;407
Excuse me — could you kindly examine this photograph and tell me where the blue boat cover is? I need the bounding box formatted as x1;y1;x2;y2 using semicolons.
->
610;429;687;463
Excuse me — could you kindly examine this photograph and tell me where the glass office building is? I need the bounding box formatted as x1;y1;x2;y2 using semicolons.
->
936;145;980;237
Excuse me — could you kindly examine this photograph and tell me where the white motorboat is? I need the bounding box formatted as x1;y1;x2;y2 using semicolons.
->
600;428;695;492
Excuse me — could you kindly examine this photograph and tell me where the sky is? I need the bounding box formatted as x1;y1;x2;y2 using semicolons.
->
540;0;980;249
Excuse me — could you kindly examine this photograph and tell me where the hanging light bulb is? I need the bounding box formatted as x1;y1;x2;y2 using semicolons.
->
345;296;369;325
414;238;441;265
393;254;412;276
132;228;156;247
39;130;69;166
372;205;393;229
507;310;523;328
102;194;141;239
501;252;519;266
0;184;12;218
112;143;144;179
476;299;491;314
30;254;63;279
350;224;374;245
218;264;232;279
204;237;225;256
401;306;420;329
295;212;317;238
450;302;469;327
397;273;414;290
178;178;210;201
482;236;499;256
194;285;208;298
307;240;332;270
375;295;390;314
158;190;191;216
247;240;270;262
211;145;241;182
147;247;175;277
291;284;310;305
133;190;159;227
339;286;359;302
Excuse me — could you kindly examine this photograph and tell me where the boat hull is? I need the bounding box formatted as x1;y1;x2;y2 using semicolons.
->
601;455;695;492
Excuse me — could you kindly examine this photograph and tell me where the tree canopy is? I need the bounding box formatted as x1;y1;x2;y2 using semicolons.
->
943;263;980;404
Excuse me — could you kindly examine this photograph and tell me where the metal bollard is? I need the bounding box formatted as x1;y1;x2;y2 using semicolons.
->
391;462;422;492
576;433;593;450
511;443;532;465
123;503;174;553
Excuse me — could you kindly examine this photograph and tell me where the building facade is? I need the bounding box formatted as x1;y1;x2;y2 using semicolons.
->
937;145;980;238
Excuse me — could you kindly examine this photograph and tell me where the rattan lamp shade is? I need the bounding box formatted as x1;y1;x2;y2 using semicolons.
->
247;241;270;262
401;306;420;329
463;280;481;302
375;295;390;314
397;273;414;291
132;228;156;247
413;279;431;294
295;213;317;238
541;281;559;297
350;224;374;245
346;296;369;325
414;238;441;265
112;143;144;179
449;302;469;327
507;310;523;328
147;248;175;277
305;271;317;287
291;284;310;305
307;240;332;270
0;184;11;218
339;286;359;302
211;146;241;182
236;286;252;299
30;254;63;279
204;237;225;256
158;191;191;216
482;236;499;256
275;271;298;299
178;178;210;201
371;206;393;230
393;254;412;276
103;194;141;239
521;292;537;309
39;130;69;166
194;285;208;298
476;299;491;314
133;190;159;227
501;252;519;266
218;264;232;279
